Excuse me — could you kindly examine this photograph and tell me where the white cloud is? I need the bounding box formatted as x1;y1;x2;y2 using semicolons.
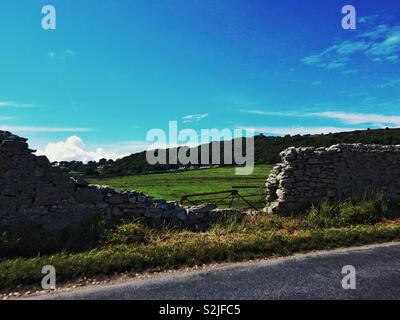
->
0;125;91;133
0;101;34;108
377;78;400;89
182;113;209;123
36;136;134;162
302;20;400;70
358;15;381;25
336;41;370;55
310;112;400;126
239;109;400;127
64;49;76;56
341;69;358;75
91;140;152;155
48;49;76;60
239;109;300;116
365;35;400;58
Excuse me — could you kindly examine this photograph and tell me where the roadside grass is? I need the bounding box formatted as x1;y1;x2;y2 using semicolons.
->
1;196;400;291
89;165;271;209
0;216;105;258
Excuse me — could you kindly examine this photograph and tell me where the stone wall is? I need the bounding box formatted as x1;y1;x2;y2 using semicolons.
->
0;131;235;230
265;144;400;215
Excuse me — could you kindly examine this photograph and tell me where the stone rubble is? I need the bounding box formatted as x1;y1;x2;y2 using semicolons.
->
0;131;241;230
264;143;400;215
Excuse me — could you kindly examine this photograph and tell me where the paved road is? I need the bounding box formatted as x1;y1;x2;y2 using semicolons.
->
38;242;400;300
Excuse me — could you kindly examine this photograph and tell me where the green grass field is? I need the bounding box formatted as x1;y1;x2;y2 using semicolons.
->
90;165;272;210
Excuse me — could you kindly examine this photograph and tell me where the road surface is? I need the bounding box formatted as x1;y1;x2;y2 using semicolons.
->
36;242;400;300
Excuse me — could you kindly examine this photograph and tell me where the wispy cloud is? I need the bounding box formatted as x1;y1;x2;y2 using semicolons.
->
358;15;381;25
48;49;76;60
239;109;300;116
240;109;400;127
0;125;92;133
302;17;400;70
0;101;35;108
310;112;400;126
377;78;400;89
182;113;209;123
0;116;16;120
341;69;358;75
91;140;151;154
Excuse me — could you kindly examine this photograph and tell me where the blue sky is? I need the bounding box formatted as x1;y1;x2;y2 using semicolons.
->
0;0;399;161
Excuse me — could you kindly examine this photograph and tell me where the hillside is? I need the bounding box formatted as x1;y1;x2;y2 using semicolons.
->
61;127;400;176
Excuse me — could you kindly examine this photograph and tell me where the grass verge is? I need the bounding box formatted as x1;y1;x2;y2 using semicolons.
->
1;207;400;291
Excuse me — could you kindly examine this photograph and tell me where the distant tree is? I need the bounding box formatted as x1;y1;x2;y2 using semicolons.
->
61;127;400;176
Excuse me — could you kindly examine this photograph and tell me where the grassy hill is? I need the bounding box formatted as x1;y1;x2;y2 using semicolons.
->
90;164;272;210
103;127;400;175
60;127;400;176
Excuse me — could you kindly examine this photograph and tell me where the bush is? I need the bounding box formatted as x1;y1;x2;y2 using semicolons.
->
0;216;106;258
103;222;147;245
302;196;399;229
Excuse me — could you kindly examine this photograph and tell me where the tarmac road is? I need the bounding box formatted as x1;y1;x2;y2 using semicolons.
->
36;242;400;300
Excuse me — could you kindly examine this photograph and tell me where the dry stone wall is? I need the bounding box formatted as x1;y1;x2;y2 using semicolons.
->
264;143;400;215
0;131;233;230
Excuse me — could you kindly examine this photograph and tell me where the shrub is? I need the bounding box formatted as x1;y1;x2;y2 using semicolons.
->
0;216;106;258
302;195;399;229
103;222;147;245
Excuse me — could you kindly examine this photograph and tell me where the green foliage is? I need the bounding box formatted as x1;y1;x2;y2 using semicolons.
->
302;196;399;229
0;216;106;258
103;222;147;245
72;127;400;176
